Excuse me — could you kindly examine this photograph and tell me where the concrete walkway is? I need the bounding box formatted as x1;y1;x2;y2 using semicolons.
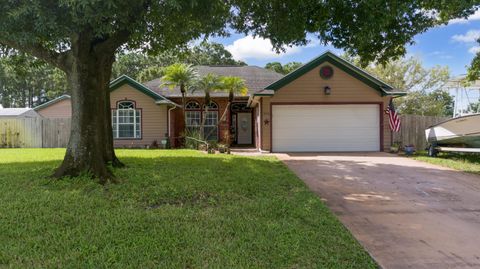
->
277;153;480;269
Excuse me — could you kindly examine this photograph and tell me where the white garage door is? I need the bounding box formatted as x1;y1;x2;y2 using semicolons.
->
272;105;380;152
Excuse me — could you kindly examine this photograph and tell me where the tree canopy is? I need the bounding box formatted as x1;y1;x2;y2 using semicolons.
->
1;1;477;66
0;42;243;108
265;62;303;75
397;90;454;116
112;42;245;82
467;39;480;81
0;52;67;108
344;54;453;116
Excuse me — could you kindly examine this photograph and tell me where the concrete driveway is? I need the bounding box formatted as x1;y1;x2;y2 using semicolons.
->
277;152;480;269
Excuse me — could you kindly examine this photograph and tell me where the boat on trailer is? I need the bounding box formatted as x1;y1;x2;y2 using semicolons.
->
425;76;480;157
425;113;480;156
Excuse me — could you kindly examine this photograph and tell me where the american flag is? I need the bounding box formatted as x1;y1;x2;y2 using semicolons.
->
386;99;401;132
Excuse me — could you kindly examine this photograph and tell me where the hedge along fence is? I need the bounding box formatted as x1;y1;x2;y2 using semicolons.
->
0;118;70;148
392;114;450;150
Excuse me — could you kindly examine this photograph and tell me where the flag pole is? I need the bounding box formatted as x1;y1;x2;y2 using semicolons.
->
389;96;403;148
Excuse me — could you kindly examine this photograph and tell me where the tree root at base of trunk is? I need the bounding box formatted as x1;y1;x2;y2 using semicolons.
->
110;157;125;168
52;160;118;184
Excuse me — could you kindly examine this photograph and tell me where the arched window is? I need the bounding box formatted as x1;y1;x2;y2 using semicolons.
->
118;101;135;109
185;100;219;141
185;101;201;132
231;102;250;112
112;100;141;139
203;102;218;141
185;101;201;110
203;102;218;110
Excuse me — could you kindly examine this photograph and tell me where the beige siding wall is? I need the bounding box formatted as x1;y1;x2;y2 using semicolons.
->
260;61;392;151
111;84;168;148
37;99;72;118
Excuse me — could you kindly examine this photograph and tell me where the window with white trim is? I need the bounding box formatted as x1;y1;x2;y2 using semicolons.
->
203;102;218;141
112;101;141;139
185;101;218;141
185;101;201;136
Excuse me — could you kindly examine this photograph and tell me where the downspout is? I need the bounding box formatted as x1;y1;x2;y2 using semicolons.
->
168;105;176;143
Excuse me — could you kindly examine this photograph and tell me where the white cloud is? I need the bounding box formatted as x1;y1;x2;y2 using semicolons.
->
469;46;480;54
428;51;453;59
452;30;480;43
225;35;302;60
449;10;480;24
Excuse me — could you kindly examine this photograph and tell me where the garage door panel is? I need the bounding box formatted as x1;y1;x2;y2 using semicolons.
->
272;105;380;152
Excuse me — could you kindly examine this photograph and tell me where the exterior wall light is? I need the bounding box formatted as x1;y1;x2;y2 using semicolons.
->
324;86;331;95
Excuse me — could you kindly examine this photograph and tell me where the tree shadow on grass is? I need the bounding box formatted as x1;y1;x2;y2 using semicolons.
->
0;153;300;208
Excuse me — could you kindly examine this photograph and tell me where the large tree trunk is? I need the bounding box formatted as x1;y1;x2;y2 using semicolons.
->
102;57;124;168
53;37;121;183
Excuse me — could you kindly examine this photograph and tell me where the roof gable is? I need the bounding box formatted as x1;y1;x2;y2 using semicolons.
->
110;75;175;105
263;51;405;96
35;76;176;111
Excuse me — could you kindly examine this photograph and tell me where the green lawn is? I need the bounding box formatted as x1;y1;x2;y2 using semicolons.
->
414;151;480;175
0;149;375;268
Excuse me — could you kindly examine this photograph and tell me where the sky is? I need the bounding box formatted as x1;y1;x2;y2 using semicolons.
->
210;10;480;78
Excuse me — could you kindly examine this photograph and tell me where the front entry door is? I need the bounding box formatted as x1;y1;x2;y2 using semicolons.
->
237;112;252;144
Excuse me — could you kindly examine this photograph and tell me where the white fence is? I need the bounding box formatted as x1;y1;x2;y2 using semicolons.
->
0;118;71;148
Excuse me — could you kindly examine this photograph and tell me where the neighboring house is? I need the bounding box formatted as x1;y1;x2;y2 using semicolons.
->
34;95;72;118
0;108;40;119
34;51;405;151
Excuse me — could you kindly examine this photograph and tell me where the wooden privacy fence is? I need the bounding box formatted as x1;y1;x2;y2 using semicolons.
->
392;114;450;150
0;118;71;148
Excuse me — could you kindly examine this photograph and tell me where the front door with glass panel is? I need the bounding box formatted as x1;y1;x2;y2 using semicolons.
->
236;112;252;144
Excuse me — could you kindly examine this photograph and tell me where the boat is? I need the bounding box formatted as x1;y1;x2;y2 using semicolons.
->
425;113;480;156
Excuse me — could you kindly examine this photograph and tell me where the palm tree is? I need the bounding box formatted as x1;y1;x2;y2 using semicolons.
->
161;63;198;128
220;76;248;107
192;73;221;139
217;76;248;145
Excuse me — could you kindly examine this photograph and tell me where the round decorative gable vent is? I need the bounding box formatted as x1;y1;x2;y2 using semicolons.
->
320;65;334;79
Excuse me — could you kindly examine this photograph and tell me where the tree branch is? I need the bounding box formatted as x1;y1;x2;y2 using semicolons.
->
93;30;131;54
93;0;149;55
0;39;69;71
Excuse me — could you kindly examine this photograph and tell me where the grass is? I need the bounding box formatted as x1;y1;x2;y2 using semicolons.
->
0;149;376;268
414;151;480;175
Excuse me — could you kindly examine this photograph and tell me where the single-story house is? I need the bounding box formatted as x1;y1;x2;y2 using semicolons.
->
34;51;405;152
34;95;72;118
0;108;40;118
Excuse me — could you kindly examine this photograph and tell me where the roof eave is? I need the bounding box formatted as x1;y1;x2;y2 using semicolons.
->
253;93;274;97
384;91;407;96
155;100;180;107
33;95;71;111
381;87;407;96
